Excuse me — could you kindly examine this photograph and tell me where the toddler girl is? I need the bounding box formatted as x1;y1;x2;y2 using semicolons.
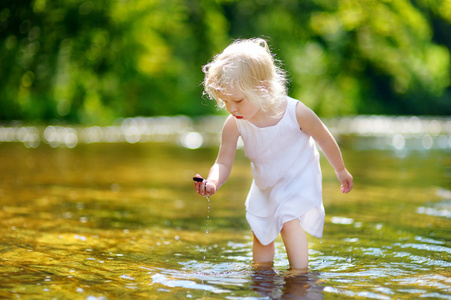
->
194;38;353;271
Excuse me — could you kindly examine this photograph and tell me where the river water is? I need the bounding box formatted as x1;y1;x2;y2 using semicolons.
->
0;116;450;299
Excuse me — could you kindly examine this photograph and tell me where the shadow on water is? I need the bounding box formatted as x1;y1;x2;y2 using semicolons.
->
250;268;324;299
151;265;325;299
0;115;450;299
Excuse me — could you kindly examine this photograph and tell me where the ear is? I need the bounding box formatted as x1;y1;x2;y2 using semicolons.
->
259;80;271;97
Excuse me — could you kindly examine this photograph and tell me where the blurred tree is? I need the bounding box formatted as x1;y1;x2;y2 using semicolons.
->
0;0;229;124
0;0;449;123
220;0;451;116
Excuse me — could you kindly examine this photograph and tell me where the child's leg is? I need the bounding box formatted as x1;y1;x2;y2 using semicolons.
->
280;219;309;270
252;232;274;266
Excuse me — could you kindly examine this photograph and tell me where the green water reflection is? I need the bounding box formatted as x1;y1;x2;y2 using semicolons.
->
0;141;450;299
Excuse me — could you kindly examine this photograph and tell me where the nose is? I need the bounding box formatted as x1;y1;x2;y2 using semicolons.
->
227;102;237;113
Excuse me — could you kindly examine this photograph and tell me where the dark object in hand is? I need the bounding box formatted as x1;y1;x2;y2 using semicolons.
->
193;177;204;182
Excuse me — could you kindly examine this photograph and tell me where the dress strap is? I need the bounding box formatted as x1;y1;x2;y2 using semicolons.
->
286;97;299;123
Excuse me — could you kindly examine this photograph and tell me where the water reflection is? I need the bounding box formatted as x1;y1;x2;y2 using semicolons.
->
147;261;325;299
0;119;450;299
151;261;250;295
1;115;450;151
417;188;451;218
251;266;324;299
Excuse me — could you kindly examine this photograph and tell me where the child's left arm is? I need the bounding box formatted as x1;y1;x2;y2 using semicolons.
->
296;102;353;193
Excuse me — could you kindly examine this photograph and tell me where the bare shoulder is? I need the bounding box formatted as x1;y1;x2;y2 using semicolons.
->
295;100;322;135
222;115;240;141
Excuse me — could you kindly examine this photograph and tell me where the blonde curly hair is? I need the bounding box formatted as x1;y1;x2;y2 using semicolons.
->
202;38;288;112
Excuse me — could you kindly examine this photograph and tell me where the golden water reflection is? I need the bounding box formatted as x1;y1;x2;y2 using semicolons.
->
0;140;450;299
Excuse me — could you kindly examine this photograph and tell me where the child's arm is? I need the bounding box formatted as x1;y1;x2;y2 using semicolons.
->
296;102;353;194
194;115;240;197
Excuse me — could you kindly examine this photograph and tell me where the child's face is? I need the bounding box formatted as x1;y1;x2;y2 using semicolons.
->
217;90;260;121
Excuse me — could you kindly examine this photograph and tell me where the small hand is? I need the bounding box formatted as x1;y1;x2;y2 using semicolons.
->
193;174;217;197
336;169;353;194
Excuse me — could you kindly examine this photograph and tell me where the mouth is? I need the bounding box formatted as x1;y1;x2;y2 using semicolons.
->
234;115;243;119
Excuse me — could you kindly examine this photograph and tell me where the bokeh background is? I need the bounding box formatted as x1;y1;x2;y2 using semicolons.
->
1;2;451;299
1;0;450;125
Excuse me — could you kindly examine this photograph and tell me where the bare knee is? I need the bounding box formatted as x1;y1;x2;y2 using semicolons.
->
280;219;309;270
253;233;275;264
280;219;307;247
281;219;299;234
253;233;274;249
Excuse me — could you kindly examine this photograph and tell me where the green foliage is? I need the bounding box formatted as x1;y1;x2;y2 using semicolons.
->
221;0;451;116
0;0;450;124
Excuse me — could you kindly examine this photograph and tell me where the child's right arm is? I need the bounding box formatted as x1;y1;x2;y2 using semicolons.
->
194;116;240;197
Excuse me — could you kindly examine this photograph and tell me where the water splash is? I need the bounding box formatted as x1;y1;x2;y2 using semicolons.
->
203;196;210;261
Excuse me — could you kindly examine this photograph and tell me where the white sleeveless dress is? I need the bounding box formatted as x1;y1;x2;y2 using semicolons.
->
235;97;325;246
